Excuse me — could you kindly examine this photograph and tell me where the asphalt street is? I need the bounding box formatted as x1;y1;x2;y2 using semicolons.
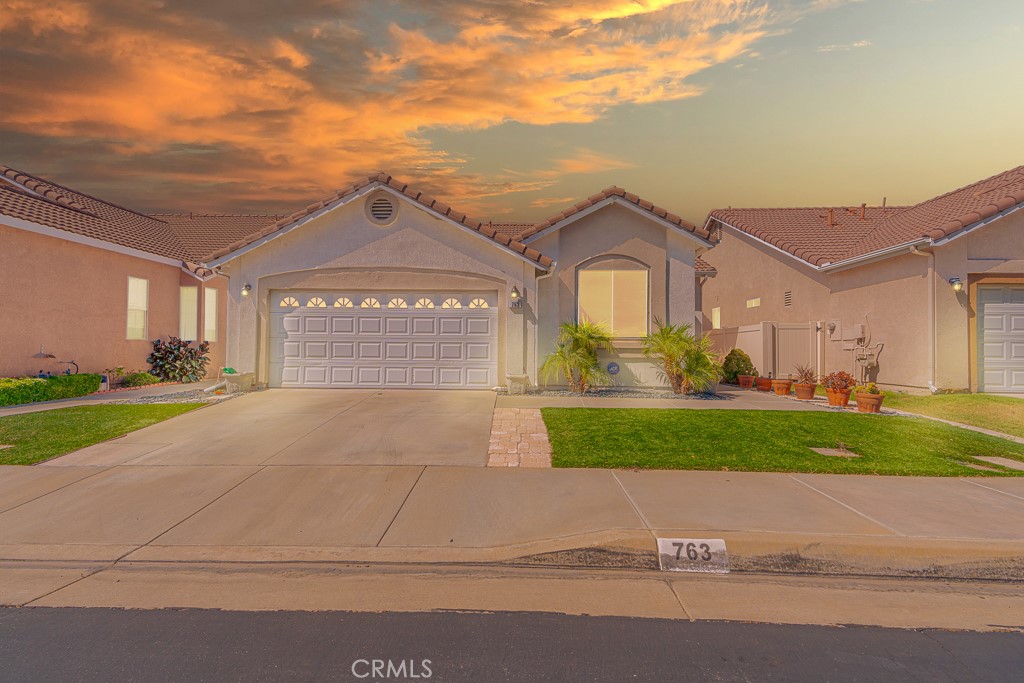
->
1;607;1021;682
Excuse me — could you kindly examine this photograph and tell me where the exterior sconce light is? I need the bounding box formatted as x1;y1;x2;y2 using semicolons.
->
827;321;837;335
509;286;522;309
242;283;252;297
948;277;963;293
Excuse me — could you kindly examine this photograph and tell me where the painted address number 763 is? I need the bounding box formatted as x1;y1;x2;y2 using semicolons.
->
673;541;712;562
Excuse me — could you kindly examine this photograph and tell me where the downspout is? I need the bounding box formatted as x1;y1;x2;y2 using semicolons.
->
909;246;938;393
532;265;558;387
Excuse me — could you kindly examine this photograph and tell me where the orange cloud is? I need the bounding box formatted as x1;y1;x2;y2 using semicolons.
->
0;0;838;215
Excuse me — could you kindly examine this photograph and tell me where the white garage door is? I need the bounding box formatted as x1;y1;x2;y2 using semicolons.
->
978;285;1024;393
269;291;498;389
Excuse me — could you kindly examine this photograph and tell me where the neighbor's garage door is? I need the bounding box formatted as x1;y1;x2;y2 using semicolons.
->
978;284;1024;393
269;291;498;389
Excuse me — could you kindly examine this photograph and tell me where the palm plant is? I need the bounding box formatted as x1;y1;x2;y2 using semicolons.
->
641;318;723;394
540;320;617;393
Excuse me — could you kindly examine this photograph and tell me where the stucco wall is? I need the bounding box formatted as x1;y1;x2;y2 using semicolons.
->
529;203;702;387
217;190;536;385
0;223;226;378
702;209;1024;392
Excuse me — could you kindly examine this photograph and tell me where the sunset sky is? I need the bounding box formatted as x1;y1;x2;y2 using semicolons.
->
1;0;1021;223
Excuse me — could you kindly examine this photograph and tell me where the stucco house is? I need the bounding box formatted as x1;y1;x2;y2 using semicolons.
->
1;166;716;390
700;166;1024;394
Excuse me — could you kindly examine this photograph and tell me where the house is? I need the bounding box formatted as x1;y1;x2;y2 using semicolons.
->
700;165;1024;394
1;166;715;389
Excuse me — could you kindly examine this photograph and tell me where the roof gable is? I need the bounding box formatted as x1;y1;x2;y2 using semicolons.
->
204;172;553;269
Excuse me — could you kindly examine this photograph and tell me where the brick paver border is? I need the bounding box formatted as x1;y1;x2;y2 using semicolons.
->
487;408;552;467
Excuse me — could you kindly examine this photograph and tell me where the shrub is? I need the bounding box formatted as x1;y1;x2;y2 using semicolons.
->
147;337;210;383
822;371;856;391
123;371;160;387
642;319;722;394
722;348;756;383
540;321;616;394
0;374;102;407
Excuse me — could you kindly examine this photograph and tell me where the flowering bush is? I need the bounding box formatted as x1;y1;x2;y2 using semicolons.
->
822;371;856;391
147;337;210;383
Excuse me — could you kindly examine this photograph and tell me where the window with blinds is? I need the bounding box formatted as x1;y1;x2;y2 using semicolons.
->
127;277;148;340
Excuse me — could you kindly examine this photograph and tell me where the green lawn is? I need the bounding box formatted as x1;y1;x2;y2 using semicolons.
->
0;404;203;465
881;393;1024;439
542;408;1024;476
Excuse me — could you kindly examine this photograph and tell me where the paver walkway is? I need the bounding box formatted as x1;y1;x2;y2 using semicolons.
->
487;408;552;467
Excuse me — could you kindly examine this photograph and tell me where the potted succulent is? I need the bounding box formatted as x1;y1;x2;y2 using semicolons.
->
822;371;856;407
772;375;793;396
755;373;774;392
854;383;885;413
792;364;818;400
737;369;757;389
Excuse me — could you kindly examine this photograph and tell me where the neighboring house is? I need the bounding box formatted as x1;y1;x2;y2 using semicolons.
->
1;166;715;389
0;166;274;378
701;166;1024;394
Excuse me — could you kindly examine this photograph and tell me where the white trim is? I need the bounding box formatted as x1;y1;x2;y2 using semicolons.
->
206;182;551;271
523;196;714;248
2;214;184;267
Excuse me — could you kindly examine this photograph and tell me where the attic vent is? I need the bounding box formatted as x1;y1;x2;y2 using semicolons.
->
784;291;793;307
366;194;396;225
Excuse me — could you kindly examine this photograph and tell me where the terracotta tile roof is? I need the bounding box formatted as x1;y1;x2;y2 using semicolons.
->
1;165;192;261
708;165;1024;268
204;172;555;268
489;222;537;239
694;256;717;276
518;187;709;241
153;213;285;262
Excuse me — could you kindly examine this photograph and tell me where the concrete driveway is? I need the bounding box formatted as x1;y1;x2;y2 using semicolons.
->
42;389;496;468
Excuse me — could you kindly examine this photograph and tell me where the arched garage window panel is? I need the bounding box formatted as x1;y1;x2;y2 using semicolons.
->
360;297;381;309
280;296;300;308
333;297;353;308
388;297;408;309
576;257;649;338
441;298;462;309
307;297;327;308
414;298;434;309
468;298;489;309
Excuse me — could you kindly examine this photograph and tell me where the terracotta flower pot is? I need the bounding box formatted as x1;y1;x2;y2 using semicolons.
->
737;374;755;389
855;393;885;413
755;377;773;392
772;379;793;396
793;383;818;400
825;388;852;407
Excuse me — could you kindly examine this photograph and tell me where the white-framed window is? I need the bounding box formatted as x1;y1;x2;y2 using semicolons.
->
577;269;648;338
179;286;198;340
712;307;721;330
204;288;218;341
746;297;761;309
126;277;148;340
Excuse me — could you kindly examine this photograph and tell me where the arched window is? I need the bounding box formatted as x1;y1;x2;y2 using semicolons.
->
279;296;299;308
307;297;327;308
360;297;381;309
333;297;354;308
414;298;435;309
441;298;462;309
388;297;408;309
468;298;489;309
577;257;649;338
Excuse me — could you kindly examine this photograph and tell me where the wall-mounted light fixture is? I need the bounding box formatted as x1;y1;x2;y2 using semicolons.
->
509;286;522;309
242;283;252;297
948;277;963;293
827;321;837;335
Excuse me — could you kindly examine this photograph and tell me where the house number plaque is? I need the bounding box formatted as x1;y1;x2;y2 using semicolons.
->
657;538;729;573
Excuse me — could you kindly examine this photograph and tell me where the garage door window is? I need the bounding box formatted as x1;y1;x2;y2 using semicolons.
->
361;297;381;309
577;269;648;338
415;298;434;309
307;297;327;308
334;297;353;308
442;298;462;309
280;296;299;308
388;297;408;308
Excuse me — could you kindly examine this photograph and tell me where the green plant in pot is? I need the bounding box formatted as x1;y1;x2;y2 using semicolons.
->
854;382;885;413
722;348;757;388
792;364;818;400
822;371;856;407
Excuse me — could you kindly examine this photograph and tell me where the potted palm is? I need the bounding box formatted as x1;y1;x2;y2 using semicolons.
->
792;364;818;400
540;320;616;394
641;320;723;394
822;371;856;407
722;348;756;388
772;375;793;396
854;383;885;413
